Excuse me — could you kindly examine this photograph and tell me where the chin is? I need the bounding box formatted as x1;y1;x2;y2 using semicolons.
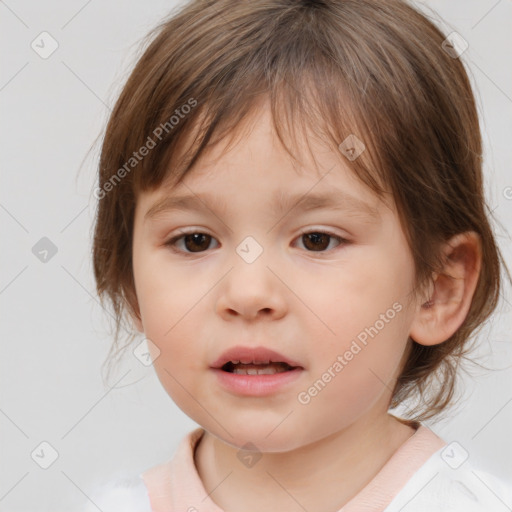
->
205;419;310;454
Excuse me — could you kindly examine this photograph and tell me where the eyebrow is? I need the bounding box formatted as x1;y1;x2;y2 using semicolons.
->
144;189;381;223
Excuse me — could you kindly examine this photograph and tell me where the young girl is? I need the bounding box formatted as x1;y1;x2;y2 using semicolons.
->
88;0;512;510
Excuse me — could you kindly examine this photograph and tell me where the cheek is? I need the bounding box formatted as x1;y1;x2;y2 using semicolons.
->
133;255;191;361
296;250;415;392
133;251;218;377
140;287;210;418
296;308;412;433
301;255;413;340
134;246;190;330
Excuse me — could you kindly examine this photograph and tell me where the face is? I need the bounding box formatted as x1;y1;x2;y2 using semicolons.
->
131;103;421;452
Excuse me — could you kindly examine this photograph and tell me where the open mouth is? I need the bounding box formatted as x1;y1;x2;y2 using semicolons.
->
221;361;296;375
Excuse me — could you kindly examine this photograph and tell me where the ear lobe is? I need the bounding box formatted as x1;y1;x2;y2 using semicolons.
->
409;232;481;347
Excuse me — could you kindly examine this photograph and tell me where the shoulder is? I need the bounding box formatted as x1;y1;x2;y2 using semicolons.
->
386;445;512;512
82;474;151;512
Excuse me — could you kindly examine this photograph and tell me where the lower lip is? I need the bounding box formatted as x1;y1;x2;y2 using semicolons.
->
211;367;303;396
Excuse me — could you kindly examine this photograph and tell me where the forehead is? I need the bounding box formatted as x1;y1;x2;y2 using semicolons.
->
137;100;393;223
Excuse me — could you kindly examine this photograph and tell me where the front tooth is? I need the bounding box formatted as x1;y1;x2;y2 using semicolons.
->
231;366;280;375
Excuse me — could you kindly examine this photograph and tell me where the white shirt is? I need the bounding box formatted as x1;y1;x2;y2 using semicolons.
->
83;427;512;511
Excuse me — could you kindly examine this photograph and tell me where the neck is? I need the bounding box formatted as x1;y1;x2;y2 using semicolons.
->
194;413;416;512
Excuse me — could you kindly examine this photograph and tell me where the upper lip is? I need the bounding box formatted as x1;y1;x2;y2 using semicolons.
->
211;345;303;369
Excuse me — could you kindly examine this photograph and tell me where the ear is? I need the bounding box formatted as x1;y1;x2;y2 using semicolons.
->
409;232;481;346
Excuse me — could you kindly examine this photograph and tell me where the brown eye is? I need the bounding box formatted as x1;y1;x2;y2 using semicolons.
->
165;232;218;254
296;231;347;252
302;232;331;251
182;233;213;252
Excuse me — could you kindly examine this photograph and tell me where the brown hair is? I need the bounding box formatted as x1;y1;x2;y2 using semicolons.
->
91;0;510;420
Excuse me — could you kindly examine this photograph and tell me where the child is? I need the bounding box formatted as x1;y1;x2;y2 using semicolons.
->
89;0;512;510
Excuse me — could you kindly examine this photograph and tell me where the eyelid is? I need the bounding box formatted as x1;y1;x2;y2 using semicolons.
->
296;226;348;239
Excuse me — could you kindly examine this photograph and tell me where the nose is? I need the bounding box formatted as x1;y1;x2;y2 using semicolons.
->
215;256;288;322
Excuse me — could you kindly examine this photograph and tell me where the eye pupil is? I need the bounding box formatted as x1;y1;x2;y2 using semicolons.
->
184;233;211;252
303;233;330;251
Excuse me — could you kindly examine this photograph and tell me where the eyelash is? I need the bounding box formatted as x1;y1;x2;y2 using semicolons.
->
164;228;350;256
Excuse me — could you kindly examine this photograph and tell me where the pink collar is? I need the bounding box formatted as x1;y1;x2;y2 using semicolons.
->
141;425;446;512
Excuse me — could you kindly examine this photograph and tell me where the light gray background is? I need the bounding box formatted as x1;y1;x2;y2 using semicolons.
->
1;1;511;510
